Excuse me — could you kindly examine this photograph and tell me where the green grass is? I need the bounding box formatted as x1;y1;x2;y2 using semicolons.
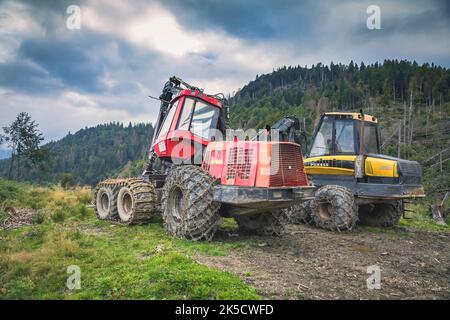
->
2;178;448;299
0;179;260;300
399;202;450;232
360;201;450;234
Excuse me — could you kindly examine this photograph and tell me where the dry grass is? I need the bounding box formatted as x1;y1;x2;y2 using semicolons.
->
0;179;259;300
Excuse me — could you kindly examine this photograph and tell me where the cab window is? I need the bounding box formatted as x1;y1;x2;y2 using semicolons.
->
309;119;333;157
176;98;194;131
157;100;179;139
174;97;219;140
335;120;355;153
362;123;379;154
190;100;219;140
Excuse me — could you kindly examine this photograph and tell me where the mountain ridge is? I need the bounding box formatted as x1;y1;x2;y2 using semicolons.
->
0;122;154;185
1;59;448;194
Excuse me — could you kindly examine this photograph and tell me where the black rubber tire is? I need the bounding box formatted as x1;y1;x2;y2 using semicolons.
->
94;186;118;220
234;210;288;236
311;185;358;231
284;200;314;225
161;165;221;241
116;179;157;225
358;201;403;227
95;178;157;224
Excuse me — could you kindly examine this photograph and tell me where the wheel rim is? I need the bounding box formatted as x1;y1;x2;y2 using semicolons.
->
317;200;332;221
96;188;110;219
118;187;133;222
168;186;185;222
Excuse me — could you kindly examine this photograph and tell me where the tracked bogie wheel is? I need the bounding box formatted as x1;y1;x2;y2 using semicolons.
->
311;185;358;231
284;200;314;225
358;201;403;227
161;165;221;241
95;178;157;225
234;210;288;236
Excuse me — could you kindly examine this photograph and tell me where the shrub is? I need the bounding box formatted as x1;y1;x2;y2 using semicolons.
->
33;211;46;225
59;173;76;190
51;210;65;223
74;188;93;204
78;205;88;219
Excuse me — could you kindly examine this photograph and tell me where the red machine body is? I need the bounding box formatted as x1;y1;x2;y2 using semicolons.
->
152;89;222;161
151;87;309;188
203;141;309;188
96;76;315;240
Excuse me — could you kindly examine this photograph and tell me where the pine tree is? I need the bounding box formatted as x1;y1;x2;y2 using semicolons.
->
2;112;46;180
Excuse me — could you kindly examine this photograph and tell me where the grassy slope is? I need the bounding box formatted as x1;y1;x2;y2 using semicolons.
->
0;179;259;300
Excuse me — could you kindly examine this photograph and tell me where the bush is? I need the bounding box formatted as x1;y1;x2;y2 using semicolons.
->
74;188;92;204
0;179;20;202
59;173;75;190
51;210;65;223
33;211;46;224
78;205;88;219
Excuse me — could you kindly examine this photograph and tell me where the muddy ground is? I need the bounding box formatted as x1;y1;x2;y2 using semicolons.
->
195;224;450;300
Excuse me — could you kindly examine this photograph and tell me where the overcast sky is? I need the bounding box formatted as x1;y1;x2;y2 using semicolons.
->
0;0;449;143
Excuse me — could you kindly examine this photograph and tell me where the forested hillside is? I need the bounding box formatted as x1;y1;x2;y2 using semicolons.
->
229;60;450;197
0;123;153;186
1;60;448;194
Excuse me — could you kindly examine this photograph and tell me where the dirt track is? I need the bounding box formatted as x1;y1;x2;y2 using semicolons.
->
195;224;450;300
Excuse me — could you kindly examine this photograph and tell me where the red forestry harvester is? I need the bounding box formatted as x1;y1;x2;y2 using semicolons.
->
94;76;314;240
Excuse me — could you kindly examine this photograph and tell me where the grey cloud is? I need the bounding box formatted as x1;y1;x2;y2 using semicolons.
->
0;59;63;94
0;0;86;34
158;0;323;41
18;37;107;93
1;0;449;142
355;5;450;39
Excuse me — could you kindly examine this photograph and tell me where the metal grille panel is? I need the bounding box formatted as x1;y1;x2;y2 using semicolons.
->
398;161;422;177
270;143;307;187
226;146;253;180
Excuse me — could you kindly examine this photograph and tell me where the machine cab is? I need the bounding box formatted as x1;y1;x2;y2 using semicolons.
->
152;89;224;161
308;113;380;158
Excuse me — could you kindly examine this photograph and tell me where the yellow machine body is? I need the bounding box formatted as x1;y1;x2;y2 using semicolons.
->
305;155;398;178
304;112;425;200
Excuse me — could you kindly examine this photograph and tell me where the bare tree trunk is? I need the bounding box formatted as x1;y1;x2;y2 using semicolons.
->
8;142;16;180
403;101;407;151
398;121;402;159
8;153;14;180
408;90;414;145
393;81;396;102
17;153;20;181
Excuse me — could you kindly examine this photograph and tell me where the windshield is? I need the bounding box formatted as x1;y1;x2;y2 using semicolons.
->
335;120;355;153
175;97;219;140
191;101;219;139
310;118;359;157
310;118;379;157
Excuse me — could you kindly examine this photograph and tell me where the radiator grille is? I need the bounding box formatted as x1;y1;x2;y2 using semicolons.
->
398;161;422;177
270;143;307;187
226;146;252;180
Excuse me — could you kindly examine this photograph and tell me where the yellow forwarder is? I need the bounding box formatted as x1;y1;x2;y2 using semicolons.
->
298;112;425;231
